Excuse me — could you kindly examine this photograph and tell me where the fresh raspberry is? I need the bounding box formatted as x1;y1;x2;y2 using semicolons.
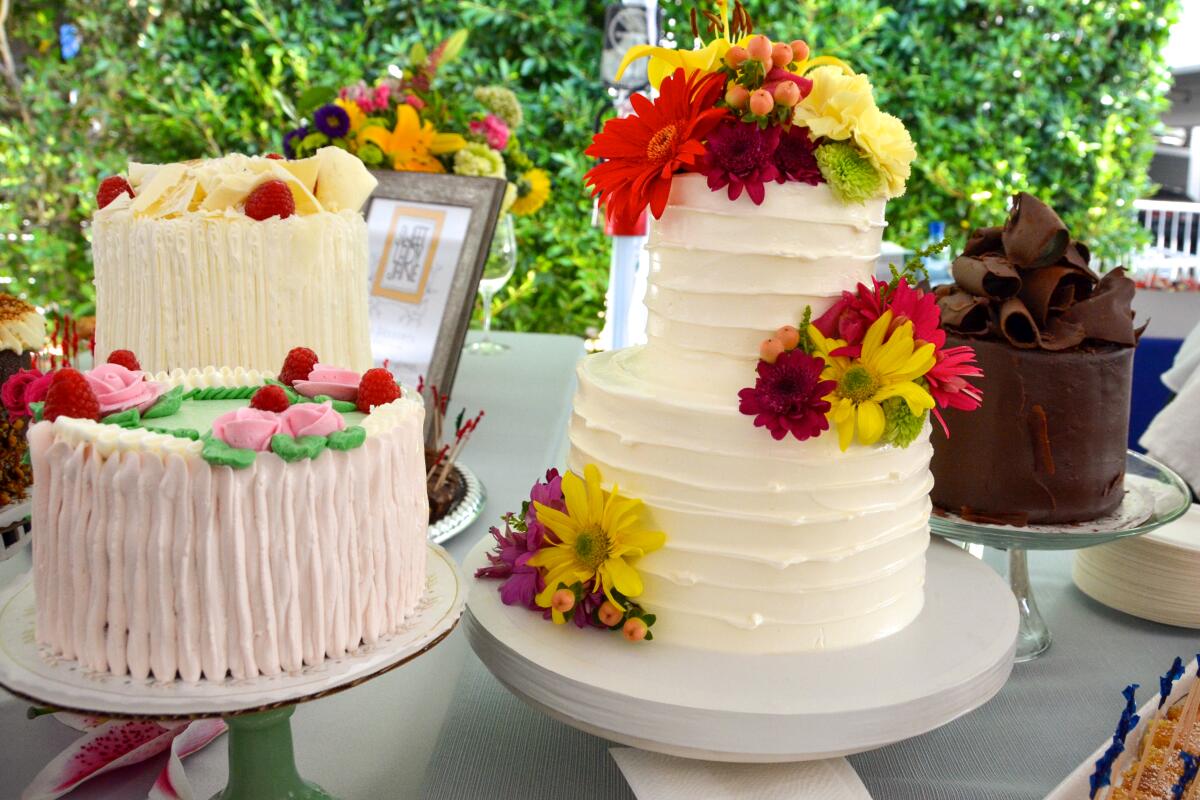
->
356;368;401;413
278;347;319;387
249;384;290;413
264;153;285;160
244;179;296;221
96;176;134;209
41;368;101;422
106;349;141;371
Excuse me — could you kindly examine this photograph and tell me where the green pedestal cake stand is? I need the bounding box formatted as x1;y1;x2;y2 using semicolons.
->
0;542;467;800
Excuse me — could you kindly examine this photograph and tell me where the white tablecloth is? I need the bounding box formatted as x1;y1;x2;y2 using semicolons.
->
3;331;1199;799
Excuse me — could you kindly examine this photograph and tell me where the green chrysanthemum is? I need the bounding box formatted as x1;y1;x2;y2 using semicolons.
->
453;142;506;179
357;142;385;167
814;141;884;204
474;86;524;129
880;395;927;449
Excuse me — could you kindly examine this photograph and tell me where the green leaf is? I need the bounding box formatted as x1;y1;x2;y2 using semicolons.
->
270;433;328;462
29;402;44;423
296;85;336;117
100;408;141;428
201;434;257;469
326;425;366;451
141;385;184;420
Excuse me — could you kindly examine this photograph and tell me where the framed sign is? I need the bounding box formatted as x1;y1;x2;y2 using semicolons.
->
364;172;506;414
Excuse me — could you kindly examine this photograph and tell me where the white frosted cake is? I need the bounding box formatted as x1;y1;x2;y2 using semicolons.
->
21;149;430;683
569;176;932;653
92;148;376;374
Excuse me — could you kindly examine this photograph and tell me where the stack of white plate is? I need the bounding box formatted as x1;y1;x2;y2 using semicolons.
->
1074;504;1200;627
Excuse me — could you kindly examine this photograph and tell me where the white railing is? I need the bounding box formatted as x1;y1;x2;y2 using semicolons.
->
1132;198;1200;281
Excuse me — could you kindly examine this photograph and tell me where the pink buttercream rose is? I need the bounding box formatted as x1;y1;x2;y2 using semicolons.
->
211;408;282;452
293;364;360;402
22;370;54;415
84;363;166;416
281;401;346;438
2;368;42;418
469;114;510;151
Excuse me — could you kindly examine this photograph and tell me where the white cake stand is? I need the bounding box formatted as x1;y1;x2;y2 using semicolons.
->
0;542;466;800
465;536;1018;762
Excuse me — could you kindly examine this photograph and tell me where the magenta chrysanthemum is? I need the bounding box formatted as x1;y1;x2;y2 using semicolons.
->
738;349;835;441
701;119;781;204
474;468;565;609
774;126;822;186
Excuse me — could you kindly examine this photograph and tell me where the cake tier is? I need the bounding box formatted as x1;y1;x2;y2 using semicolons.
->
931;335;1134;524
641;175;885;397
93;209;373;375
570;349;931;653
28;369;428;682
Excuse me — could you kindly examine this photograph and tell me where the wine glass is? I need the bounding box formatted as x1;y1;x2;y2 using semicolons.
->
467;214;516;355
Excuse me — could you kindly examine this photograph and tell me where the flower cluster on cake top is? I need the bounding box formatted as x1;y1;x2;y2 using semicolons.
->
281;32;550;218
584;0;916;223
739;258;983;451
477;464;665;643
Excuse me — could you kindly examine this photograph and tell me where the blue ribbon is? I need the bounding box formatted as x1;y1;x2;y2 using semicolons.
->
1162;657;1186;708
1174;751;1200;800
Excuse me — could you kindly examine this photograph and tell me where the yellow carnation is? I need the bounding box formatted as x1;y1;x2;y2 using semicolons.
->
792;66;876;142
853;107;916;197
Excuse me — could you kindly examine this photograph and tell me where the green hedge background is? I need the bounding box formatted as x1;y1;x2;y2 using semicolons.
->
0;0;1179;335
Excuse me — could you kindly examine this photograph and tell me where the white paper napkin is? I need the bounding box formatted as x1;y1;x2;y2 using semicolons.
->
1141;368;1200;493
610;747;873;800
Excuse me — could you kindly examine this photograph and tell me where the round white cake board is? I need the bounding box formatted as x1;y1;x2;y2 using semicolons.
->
466;536;1018;762
0;542;466;719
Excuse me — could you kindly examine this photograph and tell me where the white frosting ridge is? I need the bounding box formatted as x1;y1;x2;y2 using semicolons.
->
93;209;374;375
560;178;933;653
152;366;277;390
28;397;428;682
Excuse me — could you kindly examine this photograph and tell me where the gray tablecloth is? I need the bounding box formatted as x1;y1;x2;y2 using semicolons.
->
2;331;1196;800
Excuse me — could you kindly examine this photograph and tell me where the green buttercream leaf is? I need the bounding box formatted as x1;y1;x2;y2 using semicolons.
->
880;396;927;449
101;408;141;428
29;402;43;422
201;434;257;469
146;426;200;441
330;399;357;413
270;433;327;463
142;385;184;419
326;425;366;451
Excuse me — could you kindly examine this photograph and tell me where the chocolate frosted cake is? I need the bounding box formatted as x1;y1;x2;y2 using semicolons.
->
930;193;1140;524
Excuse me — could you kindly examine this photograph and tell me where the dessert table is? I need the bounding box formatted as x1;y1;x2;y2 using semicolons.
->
1;330;1196;799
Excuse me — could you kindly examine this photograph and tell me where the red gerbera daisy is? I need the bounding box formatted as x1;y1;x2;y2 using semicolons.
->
738;349;835;441
926;345;984;435
585;68;728;220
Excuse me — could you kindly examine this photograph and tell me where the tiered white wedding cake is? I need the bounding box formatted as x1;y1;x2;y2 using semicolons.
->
569;176;932;653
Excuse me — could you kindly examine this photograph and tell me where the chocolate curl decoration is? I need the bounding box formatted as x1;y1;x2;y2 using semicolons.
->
1060;268;1138;346
1003;192;1070;268
937;289;990;335
998;298;1039;349
951;254;1021;300
1018;266;1094;327
962;225;1004;257
942;193;1139;351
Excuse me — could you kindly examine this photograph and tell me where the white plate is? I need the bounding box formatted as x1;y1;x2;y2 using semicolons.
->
466;537;1018;762
0;543;466;719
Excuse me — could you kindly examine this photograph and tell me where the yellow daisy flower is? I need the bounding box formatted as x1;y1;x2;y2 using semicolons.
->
530;464;665;620
808;311;936;451
357;105;466;173
510;168;551;216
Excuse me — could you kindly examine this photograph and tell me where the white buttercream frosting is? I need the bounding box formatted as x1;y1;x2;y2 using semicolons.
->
28;394;428;682
93;150;376;375
566;176;931;653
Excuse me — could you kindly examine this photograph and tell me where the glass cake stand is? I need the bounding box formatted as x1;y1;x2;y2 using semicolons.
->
930;450;1191;662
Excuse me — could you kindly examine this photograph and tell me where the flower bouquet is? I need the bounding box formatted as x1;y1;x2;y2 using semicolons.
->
281;32;550;217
